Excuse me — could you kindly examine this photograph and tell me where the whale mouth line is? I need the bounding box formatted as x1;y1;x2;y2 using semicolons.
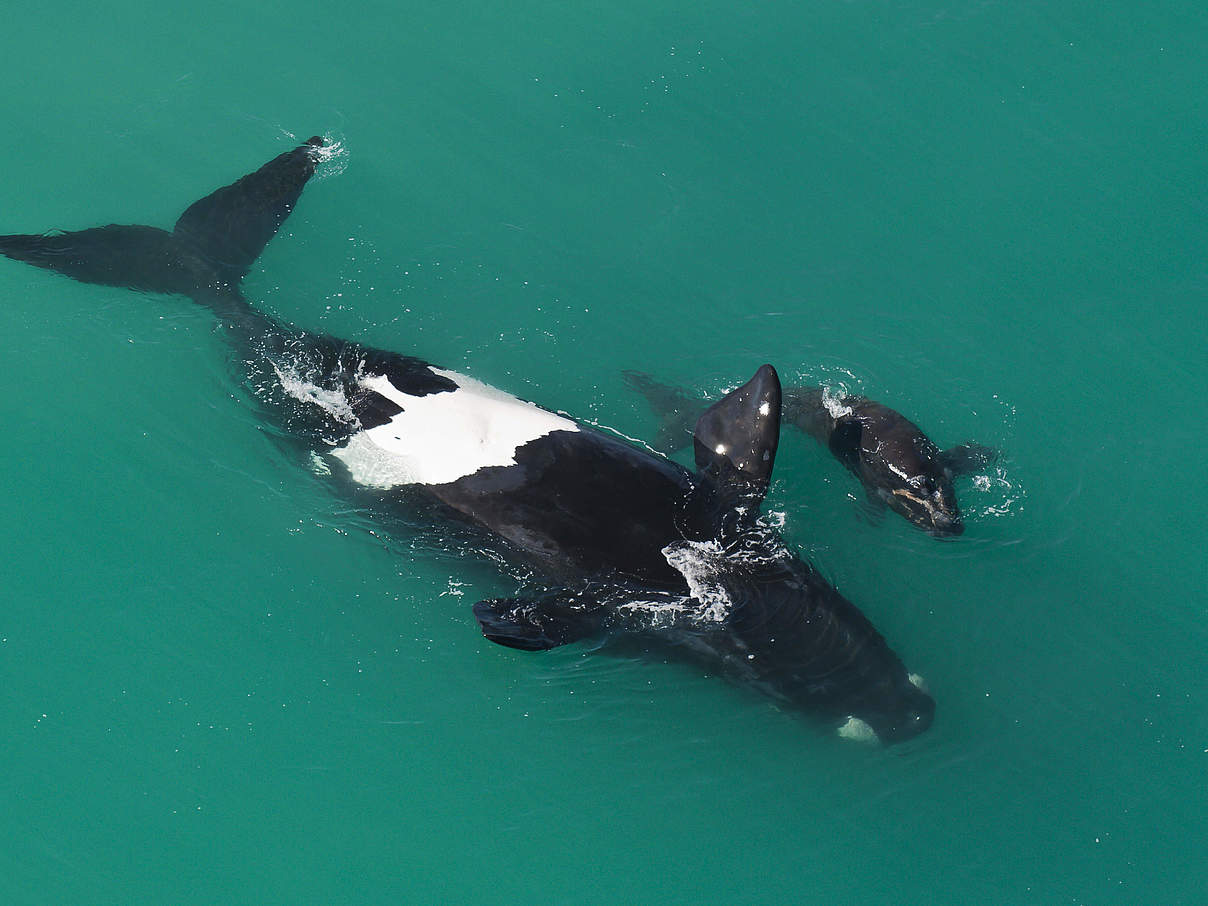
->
890;488;960;529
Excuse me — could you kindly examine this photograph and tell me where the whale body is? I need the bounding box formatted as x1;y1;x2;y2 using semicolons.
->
1;137;934;743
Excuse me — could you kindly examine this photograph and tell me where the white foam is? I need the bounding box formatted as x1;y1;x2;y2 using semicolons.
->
661;540;734;623
313;134;349;179
759;509;787;532
308;451;332;476
616;595;694;628
821;387;853;420
332;368;578;488
970;464;1026;518
272;362;358;425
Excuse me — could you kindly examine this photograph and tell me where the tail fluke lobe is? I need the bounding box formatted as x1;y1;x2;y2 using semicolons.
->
0;225;199;294
173;136;324;285
0;136;324;298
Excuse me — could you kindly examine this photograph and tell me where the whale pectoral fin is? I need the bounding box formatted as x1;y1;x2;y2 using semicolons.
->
939;442;997;476
173;136;325;285
472;593;607;651
856;492;888;525
828;416;864;471
622;370;701;454
622;369;684;408
692;364;782;503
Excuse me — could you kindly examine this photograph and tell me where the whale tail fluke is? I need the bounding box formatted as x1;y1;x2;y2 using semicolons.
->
0;136;324;299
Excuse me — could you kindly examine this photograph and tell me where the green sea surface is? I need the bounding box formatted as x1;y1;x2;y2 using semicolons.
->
2;1;1204;902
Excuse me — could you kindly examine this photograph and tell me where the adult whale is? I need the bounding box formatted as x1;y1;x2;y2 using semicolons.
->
0;137;934;743
626;372;994;536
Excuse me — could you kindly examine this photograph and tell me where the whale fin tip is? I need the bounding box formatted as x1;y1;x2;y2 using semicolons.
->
692;363;782;499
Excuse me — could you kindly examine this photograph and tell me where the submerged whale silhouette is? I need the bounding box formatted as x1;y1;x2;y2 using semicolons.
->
625;371;994;536
1;137;934;744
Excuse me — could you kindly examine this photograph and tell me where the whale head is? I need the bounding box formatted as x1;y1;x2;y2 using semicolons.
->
835;668;935;744
882;464;964;537
664;535;936;746
859;427;965;537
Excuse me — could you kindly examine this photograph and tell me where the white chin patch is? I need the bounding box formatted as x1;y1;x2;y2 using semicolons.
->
837;716;880;744
908;673;929;693
331;368;578;488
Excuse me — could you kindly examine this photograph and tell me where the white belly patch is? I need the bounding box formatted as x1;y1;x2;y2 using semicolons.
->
331;368;578;487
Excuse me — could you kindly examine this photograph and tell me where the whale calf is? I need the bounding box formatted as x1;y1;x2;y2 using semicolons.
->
625;372;994;536
1;137;934;743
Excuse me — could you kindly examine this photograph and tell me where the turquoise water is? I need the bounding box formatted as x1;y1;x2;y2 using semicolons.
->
2;1;1205;902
